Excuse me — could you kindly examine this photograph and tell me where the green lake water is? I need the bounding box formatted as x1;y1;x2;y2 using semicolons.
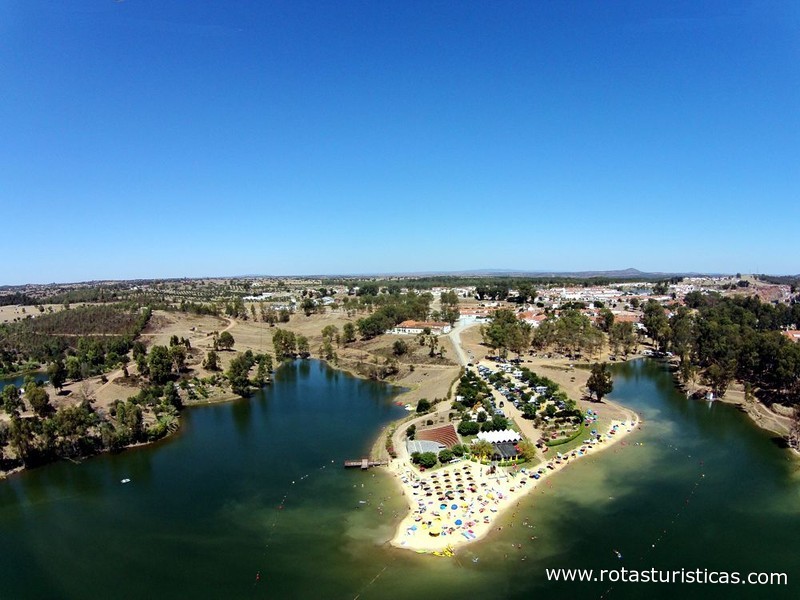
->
1;359;798;599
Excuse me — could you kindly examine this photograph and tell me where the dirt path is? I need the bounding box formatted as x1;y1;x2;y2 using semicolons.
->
444;320;479;366
734;395;792;436
390;396;456;463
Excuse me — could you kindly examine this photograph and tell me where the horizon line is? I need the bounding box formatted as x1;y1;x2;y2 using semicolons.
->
4;268;795;289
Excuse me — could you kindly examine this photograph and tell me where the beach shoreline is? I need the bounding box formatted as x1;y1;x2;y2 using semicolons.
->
385;406;640;554
377;324;644;554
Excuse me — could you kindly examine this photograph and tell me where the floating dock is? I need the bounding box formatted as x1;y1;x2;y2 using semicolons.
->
344;458;387;470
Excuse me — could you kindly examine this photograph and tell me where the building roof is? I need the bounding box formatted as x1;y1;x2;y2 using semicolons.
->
518;311;547;322
396;320;449;329
782;330;800;342
612;313;641;323
459;307;495;316
492;442;519;460
406;440;446;454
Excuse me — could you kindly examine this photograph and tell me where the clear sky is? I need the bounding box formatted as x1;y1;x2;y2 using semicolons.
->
1;1;798;285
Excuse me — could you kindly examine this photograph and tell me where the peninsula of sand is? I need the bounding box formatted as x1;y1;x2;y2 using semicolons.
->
387;415;638;553
384;321;641;554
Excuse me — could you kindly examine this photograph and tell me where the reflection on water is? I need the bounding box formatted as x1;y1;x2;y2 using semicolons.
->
0;360;798;599
0;372;48;391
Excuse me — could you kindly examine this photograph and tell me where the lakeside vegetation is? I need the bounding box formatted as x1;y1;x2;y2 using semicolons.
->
648;293;800;405
0;323;279;473
0;374;182;469
470;293;798;447
476;294;798;412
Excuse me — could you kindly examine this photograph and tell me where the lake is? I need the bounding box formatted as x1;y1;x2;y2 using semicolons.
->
0;359;797;599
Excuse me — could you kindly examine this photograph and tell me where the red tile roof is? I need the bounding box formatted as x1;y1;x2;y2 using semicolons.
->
782;330;800;342
396;320;449;328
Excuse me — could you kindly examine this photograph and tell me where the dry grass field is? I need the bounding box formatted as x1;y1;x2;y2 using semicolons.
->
0;303;73;324
36;308;462;419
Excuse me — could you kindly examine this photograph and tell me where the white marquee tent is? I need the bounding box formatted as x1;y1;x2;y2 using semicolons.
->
476;429;521;444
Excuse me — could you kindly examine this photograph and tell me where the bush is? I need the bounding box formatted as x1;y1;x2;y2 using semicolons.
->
438;448;454;463
393;340;409;356
457;420;480;436
417;451;438;468
416;398;431;413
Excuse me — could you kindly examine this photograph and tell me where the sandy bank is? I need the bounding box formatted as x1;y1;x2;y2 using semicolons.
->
387;413;640;554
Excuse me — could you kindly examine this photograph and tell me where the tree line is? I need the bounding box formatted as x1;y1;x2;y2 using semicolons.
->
0;374;180;470
355;292;434;340
646;294;800;403
479;293;799;409
0;305;151;376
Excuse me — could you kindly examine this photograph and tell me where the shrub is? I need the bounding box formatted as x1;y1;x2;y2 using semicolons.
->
457;420;480;436
438;448;454;463
417;452;438;468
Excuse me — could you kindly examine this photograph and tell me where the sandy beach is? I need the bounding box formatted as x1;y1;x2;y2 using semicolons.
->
387;413;639;553
380;320;644;554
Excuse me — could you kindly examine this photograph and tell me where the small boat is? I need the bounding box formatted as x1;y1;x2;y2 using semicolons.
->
121;478;131;484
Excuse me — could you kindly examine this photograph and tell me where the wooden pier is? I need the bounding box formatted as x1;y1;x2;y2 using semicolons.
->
344;458;387;470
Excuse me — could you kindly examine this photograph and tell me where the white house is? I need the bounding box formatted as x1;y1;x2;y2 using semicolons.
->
390;320;452;335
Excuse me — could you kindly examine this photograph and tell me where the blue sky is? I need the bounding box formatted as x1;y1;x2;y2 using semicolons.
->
1;1;798;284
